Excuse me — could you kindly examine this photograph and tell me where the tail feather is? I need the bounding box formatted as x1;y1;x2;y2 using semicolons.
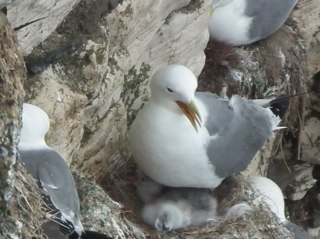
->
269;96;290;119
69;230;113;239
253;92;309;119
73;220;84;237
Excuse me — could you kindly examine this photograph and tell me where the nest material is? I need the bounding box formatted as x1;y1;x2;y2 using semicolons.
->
5;163;47;239
3;161;294;239
74;172;142;239
98;161;293;239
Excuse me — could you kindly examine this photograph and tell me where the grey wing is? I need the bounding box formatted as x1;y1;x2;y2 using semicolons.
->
20;150;80;218
198;95;274;178
195;92;233;135
284;221;312;239
245;0;298;40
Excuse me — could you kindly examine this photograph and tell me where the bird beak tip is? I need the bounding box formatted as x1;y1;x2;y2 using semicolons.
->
176;100;201;131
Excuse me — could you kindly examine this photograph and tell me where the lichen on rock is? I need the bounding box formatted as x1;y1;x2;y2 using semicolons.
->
1;0;320;238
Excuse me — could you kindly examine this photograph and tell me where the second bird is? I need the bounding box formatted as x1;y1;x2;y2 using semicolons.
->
208;0;298;46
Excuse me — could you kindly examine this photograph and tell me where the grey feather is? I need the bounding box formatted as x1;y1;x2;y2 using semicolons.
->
19;149;81;223
245;0;298;41
141;185;218;231
137;175;215;211
161;188;216;211
284;221;312;239
196;94;274;178
195;92;232;135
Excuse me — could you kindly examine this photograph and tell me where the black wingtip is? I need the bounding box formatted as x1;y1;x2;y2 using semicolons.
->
269;96;290;119
1;7;7;15
69;230;113;239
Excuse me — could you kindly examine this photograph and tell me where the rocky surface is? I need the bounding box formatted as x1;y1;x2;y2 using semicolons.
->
3;0;213;238
7;0;81;55
0;0;320;238
0;11;39;239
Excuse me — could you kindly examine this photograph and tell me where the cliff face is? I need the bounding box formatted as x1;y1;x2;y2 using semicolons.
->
14;0;210;179
7;0;81;55
2;0;213;238
1;0;320;238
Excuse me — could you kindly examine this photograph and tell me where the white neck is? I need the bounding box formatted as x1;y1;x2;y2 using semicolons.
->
18;139;49;151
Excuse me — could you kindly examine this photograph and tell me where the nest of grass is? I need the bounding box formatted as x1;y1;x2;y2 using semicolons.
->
6;163;47;239
98;160;293;239
74;172;142;238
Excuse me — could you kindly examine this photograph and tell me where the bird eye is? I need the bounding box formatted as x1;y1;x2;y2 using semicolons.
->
167;87;174;93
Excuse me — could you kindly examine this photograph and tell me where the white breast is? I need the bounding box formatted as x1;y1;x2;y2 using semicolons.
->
208;0;253;46
129;102;223;188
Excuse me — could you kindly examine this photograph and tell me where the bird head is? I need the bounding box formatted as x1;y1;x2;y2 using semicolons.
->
19;103;50;149
150;64;202;131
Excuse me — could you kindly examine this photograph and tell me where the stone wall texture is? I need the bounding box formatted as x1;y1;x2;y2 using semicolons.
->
1;0;320;238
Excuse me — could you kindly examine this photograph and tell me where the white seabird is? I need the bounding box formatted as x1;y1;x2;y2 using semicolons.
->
249;176;311;239
19;103;83;237
129;64;287;189
208;0;298;46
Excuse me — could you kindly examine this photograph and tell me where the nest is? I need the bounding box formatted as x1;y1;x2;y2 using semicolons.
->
3;158;295;239
5;163;47;239
98;161;293;239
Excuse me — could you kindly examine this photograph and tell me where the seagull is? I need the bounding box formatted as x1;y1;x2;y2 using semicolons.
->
129;64;287;189
19;103;83;238
249;176;312;239
208;0;298;46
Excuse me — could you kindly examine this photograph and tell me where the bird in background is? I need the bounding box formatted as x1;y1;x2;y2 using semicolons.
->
129;64;288;189
19;103;84;238
249;176;312;239
208;0;298;46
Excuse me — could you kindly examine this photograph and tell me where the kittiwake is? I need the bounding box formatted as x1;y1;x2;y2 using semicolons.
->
19;103;83;237
208;0;298;46
129;64;288;189
249;176;311;239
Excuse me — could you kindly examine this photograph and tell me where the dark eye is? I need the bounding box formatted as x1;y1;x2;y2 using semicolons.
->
167;87;174;93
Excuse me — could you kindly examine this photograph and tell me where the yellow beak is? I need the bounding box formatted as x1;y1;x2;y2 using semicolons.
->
49;118;56;126
176;100;202;131
208;6;214;16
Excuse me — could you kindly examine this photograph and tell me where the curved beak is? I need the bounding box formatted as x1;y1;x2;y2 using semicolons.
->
176;100;202;131
208;6;214;16
49;118;56;126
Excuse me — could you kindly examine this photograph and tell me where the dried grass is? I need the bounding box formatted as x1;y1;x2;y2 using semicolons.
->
99;160;293;239
8;163;47;239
